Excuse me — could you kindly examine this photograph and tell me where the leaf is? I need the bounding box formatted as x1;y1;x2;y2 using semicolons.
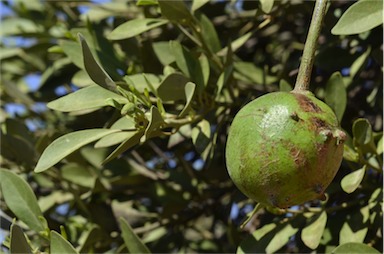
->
170;40;205;91
196;13;221;53
102;131;144;164
199;54;210;87
341;166;366;194
191;0;210;12
50;231;79;254
339;222;368;244
352;119;375;153
144;106;165;141
260;0;274;13
119;217;151;253
331;0;383;35
158;0;193;23
10;223;32;254
265;223;299;254
332;242;380;254
95;131;139;148
325;72;347;121
78;34;116;92
344;47;371;87
0;169;45;232
179;82;196;117
192;119;211;160
157;73;190;101
279;79;293;92
234;61;277;85
61;163;96;188
108;19;169;40
301;212;327;249
136;0;158;6
153;41;175;66
35;129;119;173
47;85;128;112
217;32;253;56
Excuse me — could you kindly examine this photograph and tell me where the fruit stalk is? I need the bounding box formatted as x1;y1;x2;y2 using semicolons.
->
294;0;328;92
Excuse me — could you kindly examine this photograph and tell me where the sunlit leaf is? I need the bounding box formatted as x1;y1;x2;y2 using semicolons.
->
119;217;151;253
47;85;128;112
332;242;380;254
153;41;175;66
325;72;347;121
50;231;79;254
35;129;119;173
339;221;368;244
10;223;32;254
108;19;169;40
332;0;383;35
260;0;274;13
0;169;45;232
301;212;327;249
341;166;366;194
191;0;210;12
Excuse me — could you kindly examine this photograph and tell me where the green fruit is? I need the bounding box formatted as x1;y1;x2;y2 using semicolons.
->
226;91;346;208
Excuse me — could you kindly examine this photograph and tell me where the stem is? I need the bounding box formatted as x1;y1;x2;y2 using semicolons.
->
293;0;328;92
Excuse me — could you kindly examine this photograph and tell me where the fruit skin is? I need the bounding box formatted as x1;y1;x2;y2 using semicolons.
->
226;91;346;208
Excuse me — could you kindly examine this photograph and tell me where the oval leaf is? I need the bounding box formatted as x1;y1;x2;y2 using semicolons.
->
332;242;380;254
108;18;168;40
325;72;347;121
0;169;44;232
332;0;383;35
119;217;151;253
341;166;366;194
10;223;32;254
353;118;373;146
301;212;327;249
35;129;119;173
47;85;128;112
50;231;79;254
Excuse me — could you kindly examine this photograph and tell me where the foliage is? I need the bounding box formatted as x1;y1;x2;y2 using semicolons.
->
0;0;382;253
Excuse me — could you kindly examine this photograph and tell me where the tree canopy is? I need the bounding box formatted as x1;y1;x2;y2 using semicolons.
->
0;0;382;253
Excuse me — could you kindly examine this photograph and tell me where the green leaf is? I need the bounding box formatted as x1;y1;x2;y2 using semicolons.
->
35;129;119;173
341;166;366;194
344;47;371;87
102;131;144;164
260;0;274;13
59;40;84;69
191;0;210;12
153;41;175;66
217;32;253;57
136;0;158;6
339;222;368;244
72;70;94;87
331;0;383;35
108;19;169;40
301;212;327;249
47;85;128;112
78;34;116;92
196;13;221;53
119;217;151;253
279;79;293;92
50;231;79;254
61;163;96;188
0;169;44;232
0;18;43;36
332;242;380;254
179;82;196;117
192;119;211;160
158;0;193;23
265;223;299;254
95;131;139;148
352;119;375;153
157;73;190;101
170;40;204;91
325;72;347;121
10;223;32;254
234;61;277;85
144;106;165;141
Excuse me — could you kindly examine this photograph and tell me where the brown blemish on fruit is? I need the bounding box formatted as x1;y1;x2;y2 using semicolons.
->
313;183;324;194
290;146;306;167
290;112;301;122
294;93;322;113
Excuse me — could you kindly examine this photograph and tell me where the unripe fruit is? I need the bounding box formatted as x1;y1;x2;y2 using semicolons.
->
226;91;346;208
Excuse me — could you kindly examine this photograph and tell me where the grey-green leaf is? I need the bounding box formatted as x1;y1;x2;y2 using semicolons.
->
191;119;211;160
332;0;383;35
325;72;347;121
10;223;32;254
157;73;190;101
341;166;366;194
35;129;119;173
332;242;380;254
353;118;373;146
301;212;327;249
108;18;169;40
79;34;116;92
0;169;44;232
47;85;128;112
179;82;196;117
158;0;193;23
50;230;79;254
119;217;151;253
144;106;164;141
